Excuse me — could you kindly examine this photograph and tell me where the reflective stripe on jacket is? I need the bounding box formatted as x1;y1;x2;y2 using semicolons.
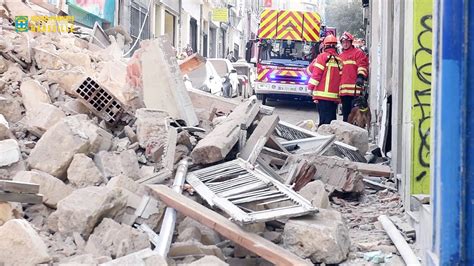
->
307;48;342;102
339;46;369;96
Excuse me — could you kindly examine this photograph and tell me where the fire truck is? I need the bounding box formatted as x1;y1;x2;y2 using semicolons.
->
246;9;323;104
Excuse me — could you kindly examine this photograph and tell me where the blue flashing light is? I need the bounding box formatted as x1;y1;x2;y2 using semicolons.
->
270;73;276;79
301;75;308;81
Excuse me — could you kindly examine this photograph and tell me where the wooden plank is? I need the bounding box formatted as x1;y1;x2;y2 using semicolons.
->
148;185;311;266
266;135;290;154
179;53;206;75
191;98;260;164
353;162;392;177
0;191;43;204
240;115;279;163
0;180;39;194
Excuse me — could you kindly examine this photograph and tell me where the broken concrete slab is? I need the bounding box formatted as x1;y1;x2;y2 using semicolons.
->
58;51;92;70
20;79;51;112
0;96;23;123
25;103;66;137
135;108;169;148
0;219;51;265
298;180;330;209
178;217;221;245
34;47;66;70
177;226;202;243
107;175;146;196
13;170;73;208
67;153;105;188
282;209;350;264
318;120;369;155
95;149;140;180
84;218;150;259
131;36;198;126
187;255;229;266
169;241;225;261
63;99;91;115
49;186;127;237
28;115;112;177
100;248;167;266
0;139;21;167
42;68;87;95
191;97;260;164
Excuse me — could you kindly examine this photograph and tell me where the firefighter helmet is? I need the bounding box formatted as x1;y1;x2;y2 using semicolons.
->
323;35;337;46
340;32;354;42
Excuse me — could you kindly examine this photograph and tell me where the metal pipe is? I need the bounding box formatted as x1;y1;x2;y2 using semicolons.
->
155;158;190;257
378;215;420;266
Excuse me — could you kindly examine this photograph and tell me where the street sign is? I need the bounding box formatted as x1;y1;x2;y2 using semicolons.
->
212;8;228;23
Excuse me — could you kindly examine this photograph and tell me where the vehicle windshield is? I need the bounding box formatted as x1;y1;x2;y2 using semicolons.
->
209;60;228;77
258;39;318;67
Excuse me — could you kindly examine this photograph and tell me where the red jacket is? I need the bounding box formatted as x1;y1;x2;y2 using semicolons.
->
307;48;342;102
339;46;369;96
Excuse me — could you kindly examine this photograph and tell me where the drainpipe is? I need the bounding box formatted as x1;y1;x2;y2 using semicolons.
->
155;158;190;257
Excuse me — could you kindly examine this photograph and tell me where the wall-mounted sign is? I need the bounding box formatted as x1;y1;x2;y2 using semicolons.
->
212;8;228;23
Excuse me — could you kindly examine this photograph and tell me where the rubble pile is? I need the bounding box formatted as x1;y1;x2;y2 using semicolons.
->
0;3;409;265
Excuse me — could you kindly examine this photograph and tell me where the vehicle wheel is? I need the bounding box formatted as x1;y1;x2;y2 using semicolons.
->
256;94;267;105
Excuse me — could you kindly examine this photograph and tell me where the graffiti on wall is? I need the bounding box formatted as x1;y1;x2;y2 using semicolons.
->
411;0;433;194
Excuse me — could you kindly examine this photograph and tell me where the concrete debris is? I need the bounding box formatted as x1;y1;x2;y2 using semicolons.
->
191;97;260;164
67;153;105;188
95;149;141;180
63;99;91;115
318;120;369;155
129;36;198;126
13;170;73;208
169;241;225;260
0;202;22;226
178;217;222;245
49;186;127;237
0;219;51;265
101;248;167;266
135;108;170;148
59;254;112;265
0;114;11;140
282;209;351;264
28;115;112;177
84;218;150;259
0;96;23;123
298;180;330;209
25;103;66;137
20;79;51;112
299;155;365;193
186;255;229;266
0;139;21;167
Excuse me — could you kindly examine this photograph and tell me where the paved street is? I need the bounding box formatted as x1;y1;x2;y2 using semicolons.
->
261;99;318;125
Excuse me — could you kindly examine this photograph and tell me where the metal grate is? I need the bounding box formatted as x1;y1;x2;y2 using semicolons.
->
186;158;317;224
332;141;367;163
74;77;125;124
275;123;312;140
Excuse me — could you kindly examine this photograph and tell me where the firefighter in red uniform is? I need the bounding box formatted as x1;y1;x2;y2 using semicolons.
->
339;31;369;122
307;35;343;126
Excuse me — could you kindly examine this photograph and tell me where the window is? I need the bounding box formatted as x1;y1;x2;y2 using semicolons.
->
130;1;150;55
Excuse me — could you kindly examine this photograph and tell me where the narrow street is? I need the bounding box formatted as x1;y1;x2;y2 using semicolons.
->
0;0;473;265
